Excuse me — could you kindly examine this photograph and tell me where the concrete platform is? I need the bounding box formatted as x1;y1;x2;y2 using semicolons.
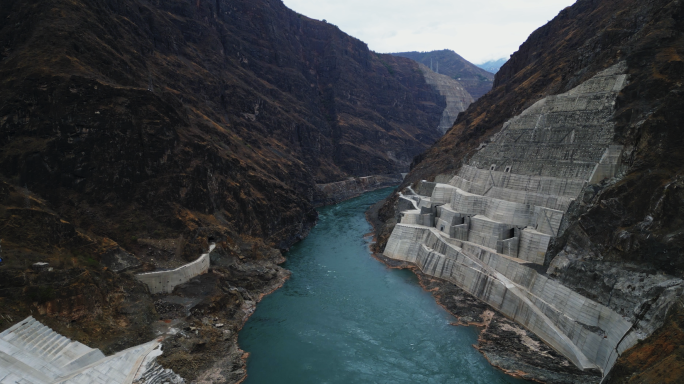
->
0;317;183;384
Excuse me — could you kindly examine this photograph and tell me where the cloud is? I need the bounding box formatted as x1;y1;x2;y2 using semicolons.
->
282;0;576;64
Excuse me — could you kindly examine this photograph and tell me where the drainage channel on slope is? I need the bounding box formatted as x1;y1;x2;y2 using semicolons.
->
238;188;531;384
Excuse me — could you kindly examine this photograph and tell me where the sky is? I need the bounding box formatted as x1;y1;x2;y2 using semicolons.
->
282;0;577;64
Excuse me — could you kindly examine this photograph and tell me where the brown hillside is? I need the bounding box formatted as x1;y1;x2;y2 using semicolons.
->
0;0;446;250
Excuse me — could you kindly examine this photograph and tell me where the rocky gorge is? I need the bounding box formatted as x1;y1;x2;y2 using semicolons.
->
0;0;471;382
0;0;683;382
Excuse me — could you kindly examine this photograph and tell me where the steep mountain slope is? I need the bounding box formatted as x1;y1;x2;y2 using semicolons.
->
0;0;448;250
376;0;684;381
0;0;452;380
392;49;495;99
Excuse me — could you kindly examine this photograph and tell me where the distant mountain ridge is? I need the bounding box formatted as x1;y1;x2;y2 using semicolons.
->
476;58;507;73
391;49;494;99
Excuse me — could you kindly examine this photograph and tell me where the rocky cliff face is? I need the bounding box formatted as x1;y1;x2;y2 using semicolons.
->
392;50;495;99
376;0;684;381
0;0;447;252
0;0;452;381
313;174;403;207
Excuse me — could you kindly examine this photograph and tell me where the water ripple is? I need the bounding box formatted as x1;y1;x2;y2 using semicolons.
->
240;188;530;384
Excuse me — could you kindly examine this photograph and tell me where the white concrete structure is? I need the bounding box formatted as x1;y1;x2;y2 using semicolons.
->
385;63;642;376
136;244;215;294
385;225;634;373
0;317;183;384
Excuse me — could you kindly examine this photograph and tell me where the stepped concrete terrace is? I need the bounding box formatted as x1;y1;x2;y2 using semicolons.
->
383;62;644;376
0;316;183;384
136;244;215;294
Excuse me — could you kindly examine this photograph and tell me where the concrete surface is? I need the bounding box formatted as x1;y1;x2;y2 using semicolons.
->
136;244;215;294
0;317;183;383
383;62;640;376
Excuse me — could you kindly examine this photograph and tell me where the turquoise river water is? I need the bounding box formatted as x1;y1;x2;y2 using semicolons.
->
239;188;531;384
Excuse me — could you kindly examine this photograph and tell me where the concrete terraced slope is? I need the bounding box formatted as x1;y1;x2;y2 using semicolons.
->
376;0;684;382
392;50;495;99
0;316;183;384
383;63;674;380
468;63;628;184
417;63;474;134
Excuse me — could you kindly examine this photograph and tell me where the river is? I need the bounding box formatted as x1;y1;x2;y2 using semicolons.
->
239;188;531;384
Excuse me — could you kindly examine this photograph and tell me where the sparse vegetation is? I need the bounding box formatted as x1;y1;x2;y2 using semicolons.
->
26;286;55;304
375;54;395;76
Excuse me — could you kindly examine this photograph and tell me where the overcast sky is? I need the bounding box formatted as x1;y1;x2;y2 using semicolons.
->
282;0;577;64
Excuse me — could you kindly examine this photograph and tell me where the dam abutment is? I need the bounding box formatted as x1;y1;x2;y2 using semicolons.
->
381;62;665;378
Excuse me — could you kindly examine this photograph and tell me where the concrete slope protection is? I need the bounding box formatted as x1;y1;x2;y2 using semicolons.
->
391;50;495;99
0;316;182;384
135;244;215;294
383;62;650;377
417;63;475;134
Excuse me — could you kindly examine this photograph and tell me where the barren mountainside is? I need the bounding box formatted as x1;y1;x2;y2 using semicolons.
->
0;0;450;249
0;0;454;380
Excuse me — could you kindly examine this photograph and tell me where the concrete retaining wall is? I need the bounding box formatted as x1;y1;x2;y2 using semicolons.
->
518;228;552;264
449;187;562;237
384;224;637;373
136;244;215;294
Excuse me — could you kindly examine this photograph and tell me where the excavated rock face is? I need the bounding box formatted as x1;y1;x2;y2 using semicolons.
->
392;50;495;99
378;0;684;381
417;63;474;134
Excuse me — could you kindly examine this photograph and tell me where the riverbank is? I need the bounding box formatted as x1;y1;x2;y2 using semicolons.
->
239;188;534;384
313;174;404;207
365;195;601;384
150;238;295;384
